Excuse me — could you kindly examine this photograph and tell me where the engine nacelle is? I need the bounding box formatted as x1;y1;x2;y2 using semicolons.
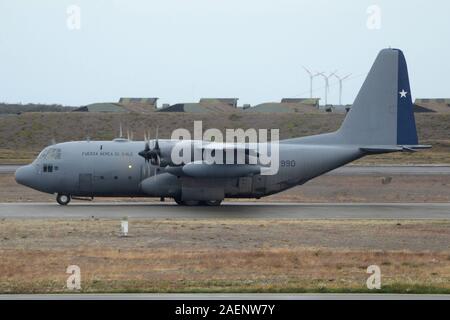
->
140;173;180;197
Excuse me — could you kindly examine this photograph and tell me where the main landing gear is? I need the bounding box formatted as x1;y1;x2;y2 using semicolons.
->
56;193;71;206
174;198;223;206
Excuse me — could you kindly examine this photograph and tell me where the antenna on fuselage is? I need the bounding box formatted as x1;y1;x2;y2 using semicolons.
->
119;122;123;138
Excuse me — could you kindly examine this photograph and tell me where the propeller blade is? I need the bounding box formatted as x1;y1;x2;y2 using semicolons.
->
138;127;162;166
154;126;160;150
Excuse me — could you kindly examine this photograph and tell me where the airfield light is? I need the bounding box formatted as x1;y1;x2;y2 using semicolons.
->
121;217;129;237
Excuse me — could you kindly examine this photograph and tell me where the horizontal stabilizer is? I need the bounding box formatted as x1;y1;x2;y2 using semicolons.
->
360;145;432;154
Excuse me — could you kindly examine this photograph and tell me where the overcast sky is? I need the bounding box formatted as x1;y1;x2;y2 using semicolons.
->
0;0;449;106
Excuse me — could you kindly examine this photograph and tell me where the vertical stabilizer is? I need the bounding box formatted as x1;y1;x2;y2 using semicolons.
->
338;49;418;146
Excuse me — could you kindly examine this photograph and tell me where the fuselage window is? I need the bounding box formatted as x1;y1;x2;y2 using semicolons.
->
43;164;54;173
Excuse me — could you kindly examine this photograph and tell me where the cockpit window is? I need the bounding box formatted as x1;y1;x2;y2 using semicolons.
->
38;148;62;161
43;164;57;173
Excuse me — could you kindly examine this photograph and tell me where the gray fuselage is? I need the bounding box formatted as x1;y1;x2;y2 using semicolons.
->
15;136;363;201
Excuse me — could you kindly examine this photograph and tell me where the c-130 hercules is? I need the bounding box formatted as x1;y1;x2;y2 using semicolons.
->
15;49;430;206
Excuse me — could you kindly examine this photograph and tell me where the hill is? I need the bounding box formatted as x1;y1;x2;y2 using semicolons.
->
0;103;77;114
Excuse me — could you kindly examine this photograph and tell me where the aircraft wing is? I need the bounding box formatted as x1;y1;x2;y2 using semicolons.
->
201;142;260;157
165;161;261;178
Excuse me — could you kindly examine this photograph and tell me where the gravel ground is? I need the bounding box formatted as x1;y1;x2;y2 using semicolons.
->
0;219;449;293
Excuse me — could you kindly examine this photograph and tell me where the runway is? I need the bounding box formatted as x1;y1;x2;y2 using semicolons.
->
2;165;450;175
0;293;449;300
329;165;450;175
1;202;450;219
0;165;20;173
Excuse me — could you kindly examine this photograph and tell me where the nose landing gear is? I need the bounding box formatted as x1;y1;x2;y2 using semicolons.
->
56;193;71;206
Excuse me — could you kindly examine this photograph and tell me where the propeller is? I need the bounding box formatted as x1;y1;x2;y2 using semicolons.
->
138;127;161;166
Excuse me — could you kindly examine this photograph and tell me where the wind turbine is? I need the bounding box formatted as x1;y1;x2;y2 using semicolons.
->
302;66;320;99
333;73;352;105
318;71;337;106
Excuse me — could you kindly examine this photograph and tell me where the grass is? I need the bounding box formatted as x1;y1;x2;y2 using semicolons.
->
2;281;450;294
1;219;449;294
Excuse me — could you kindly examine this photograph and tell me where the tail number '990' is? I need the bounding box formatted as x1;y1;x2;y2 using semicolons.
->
280;160;296;167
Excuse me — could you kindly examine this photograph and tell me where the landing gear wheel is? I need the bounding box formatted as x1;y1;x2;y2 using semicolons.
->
173;198;200;206
184;200;200;206
174;197;185;206
56;194;71;206
202;200;223;206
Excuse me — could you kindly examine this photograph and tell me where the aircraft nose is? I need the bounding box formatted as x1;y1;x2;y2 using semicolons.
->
15;165;34;187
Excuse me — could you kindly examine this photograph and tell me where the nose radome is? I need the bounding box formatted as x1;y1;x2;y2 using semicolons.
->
15;165;34;186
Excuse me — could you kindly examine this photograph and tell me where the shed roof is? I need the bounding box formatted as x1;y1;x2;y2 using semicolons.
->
85;103;127;113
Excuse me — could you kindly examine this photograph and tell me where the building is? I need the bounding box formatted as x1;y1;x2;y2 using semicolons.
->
73;98;158;113
199;98;239;108
73;103;127;113
158;98;239;113
244;98;321;113
414;99;450;113
118;98;158;106
280;98;320;108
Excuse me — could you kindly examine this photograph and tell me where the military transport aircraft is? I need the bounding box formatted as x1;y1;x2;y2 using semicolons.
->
15;49;430;206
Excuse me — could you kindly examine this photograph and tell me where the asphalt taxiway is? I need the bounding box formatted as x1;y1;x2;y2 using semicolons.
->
1;202;449;219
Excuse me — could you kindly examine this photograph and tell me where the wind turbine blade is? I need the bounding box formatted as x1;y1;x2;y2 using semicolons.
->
302;66;312;76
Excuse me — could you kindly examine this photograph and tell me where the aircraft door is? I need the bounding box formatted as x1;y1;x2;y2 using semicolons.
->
78;173;93;195
238;177;252;194
252;175;267;196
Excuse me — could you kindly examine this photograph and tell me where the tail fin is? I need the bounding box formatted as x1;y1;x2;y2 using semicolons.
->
338;48;419;146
